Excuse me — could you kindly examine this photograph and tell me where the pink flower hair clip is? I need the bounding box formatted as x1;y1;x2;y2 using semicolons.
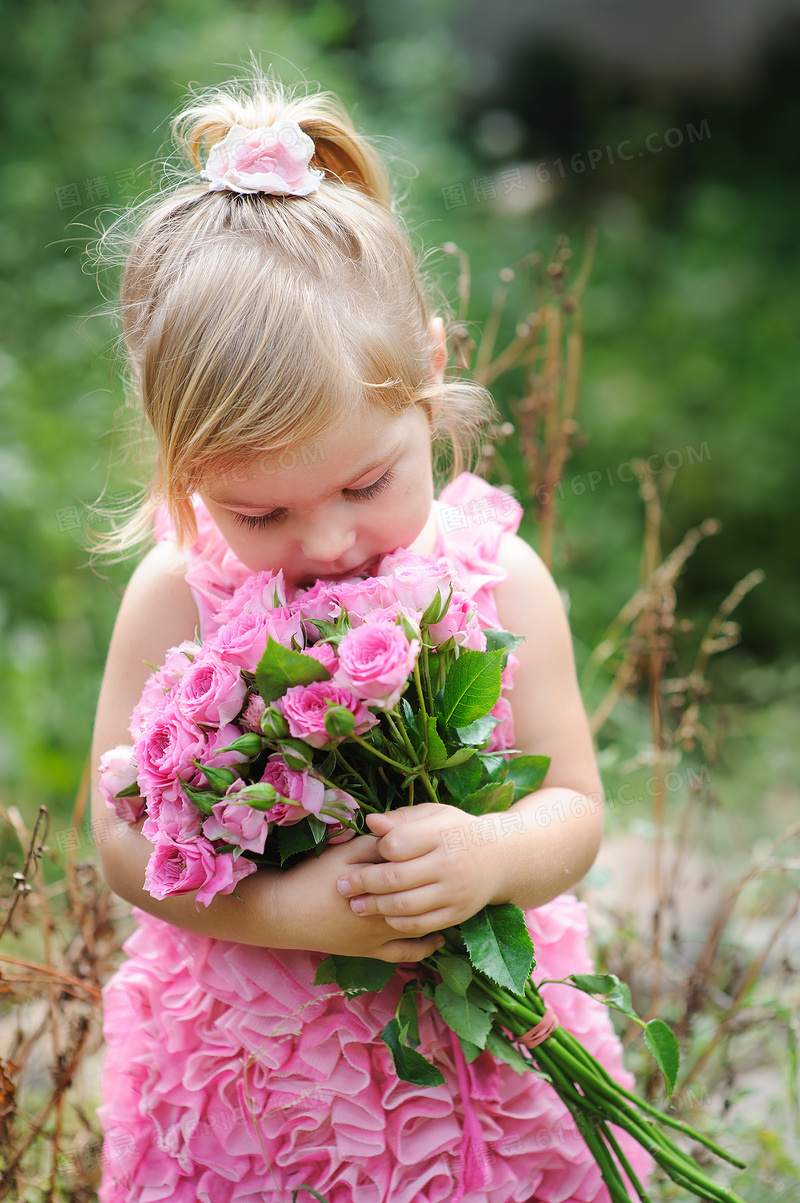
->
199;119;325;197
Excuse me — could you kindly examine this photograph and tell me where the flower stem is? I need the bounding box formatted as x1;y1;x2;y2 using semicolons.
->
348;732;414;774
312;770;381;815
382;711;440;805
333;748;382;809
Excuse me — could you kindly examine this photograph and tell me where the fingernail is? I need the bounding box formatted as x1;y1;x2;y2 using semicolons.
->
350;898;366;914
337;878;352;897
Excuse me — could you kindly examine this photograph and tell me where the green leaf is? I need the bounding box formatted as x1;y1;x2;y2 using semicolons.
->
439;756;482;799
477;753;508;783
569;972;619;994
381;1017;446;1087
459;905;535;996
457;1033;484;1063
505;754;551;801
424;715;449;768
180;780;221;815
306;814;329;844
420;583;454;627
434;982;494;1050
291;1188;330;1202
568;973;640;1022
274;820;317;864
313;954;396;993
113;781;141;798
458;780;515;816
438;746;477;769
486;1026;531;1076
275;738;314;769
437;954;473;996
643;1018;680;1099
484;629;525;654
455;715;500;746
256;635;332;703
484;628;525;670
396;984;421;1049
440;649;505;729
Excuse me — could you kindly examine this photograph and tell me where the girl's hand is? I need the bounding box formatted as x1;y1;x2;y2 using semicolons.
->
271;830;446;964
334;803;506;936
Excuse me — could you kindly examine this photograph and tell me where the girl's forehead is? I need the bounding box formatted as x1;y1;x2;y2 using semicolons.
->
203;406;421;508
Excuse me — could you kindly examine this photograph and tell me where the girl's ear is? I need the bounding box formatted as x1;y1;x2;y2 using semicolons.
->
430;316;447;385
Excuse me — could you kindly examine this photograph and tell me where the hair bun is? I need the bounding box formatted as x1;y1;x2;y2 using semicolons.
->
171;69;392;207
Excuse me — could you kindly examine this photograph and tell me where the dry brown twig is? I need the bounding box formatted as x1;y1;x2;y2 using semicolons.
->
0;756;121;1195
450;235;794;1160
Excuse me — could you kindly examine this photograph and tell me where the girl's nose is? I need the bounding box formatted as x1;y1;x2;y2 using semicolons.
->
297;513;357;564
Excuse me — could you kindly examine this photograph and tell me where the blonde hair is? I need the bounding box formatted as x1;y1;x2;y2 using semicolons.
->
87;61;496;562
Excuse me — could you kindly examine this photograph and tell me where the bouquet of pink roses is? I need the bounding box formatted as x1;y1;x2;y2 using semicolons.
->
99;549;746;1203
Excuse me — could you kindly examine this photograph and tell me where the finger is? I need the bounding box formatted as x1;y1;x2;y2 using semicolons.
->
349;882;442;920
338;854;435;900
382;931;444;964
365;804;440;831
366;817;444;862
384;905;457;935
340;834;387;865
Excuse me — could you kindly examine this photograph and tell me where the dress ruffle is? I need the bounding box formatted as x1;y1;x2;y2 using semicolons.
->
97;894;653;1202
99;472;654;1202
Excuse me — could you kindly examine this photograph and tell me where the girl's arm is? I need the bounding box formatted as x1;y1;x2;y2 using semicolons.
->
333;532;606;929
90;541;442;962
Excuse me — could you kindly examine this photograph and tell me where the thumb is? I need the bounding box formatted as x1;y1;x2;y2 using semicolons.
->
365;811;400;832
365;804;439;832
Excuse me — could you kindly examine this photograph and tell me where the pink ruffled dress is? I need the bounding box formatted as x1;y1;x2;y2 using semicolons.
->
97;472;654;1203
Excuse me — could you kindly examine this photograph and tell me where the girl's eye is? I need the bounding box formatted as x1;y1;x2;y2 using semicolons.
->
348;468;395;501
231;468;396;530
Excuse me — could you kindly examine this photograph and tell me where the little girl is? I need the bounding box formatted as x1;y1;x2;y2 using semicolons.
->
89;68;654;1203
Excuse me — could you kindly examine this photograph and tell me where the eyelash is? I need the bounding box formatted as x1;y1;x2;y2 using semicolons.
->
232;469;396;530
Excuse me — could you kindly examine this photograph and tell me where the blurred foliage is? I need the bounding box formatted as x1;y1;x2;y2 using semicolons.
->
0;0;798;874
0;1;798;1191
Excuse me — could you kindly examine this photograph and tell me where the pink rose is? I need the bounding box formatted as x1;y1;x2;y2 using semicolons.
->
200;121;324;197
326;576;399;625
336;623;420;710
98;745;144;823
428;591;487;651
177;651;247;727
214;611;271;672
128;640;202;738
215;569;289;623
198;723;251;783
142;793;204;844
485;694;517;754
319;786;361;839
160;640;203;690
305;641;339;675
258;755;326;820
144;835;256;910
202;795;270;853
376;552;458;616
134;704;206;807
242;693;266;733
128;672;169;740
294;579;347;626
361;603;422;639
276;681;378;748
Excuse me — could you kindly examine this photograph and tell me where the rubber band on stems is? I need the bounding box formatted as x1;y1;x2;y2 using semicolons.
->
514;1006;560;1049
